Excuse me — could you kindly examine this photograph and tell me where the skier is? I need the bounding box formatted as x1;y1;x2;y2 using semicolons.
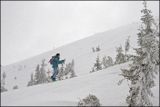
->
49;53;65;81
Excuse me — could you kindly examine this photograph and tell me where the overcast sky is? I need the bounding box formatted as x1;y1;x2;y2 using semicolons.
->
1;1;159;65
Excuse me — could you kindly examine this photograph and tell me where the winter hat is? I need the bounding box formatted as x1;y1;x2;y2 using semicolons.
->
56;53;60;56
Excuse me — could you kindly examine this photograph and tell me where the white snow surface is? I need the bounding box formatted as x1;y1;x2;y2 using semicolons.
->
1;63;159;106
1;22;159;106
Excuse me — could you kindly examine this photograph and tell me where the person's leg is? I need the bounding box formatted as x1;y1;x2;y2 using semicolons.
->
56;68;59;75
52;67;58;80
51;67;55;80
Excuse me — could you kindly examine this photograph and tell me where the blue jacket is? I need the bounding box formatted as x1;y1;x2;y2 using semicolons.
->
51;56;64;68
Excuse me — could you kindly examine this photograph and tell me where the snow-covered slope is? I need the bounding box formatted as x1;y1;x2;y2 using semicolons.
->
1;21;159;106
1;63;159;106
1;22;139;90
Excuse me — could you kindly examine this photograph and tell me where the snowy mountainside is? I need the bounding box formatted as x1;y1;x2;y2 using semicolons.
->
1;63;159;106
2;22;139;90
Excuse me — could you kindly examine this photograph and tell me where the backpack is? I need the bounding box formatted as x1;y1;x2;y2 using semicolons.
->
49;56;55;64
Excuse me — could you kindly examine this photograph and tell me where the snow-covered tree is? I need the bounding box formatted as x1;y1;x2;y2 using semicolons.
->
92;47;95;53
78;94;101;106
39;59;48;83
96;46;101;52
27;73;35;86
13;76;18;90
94;55;102;71
57;64;65;80
1;86;8;92
125;36;131;61
107;56;114;67
1;84;8;93
120;1;159;106
115;45;125;64
57;60;76;80
1;72;8;93
90;67;95;73
125;36;130;54
2;72;6;79
102;56;114;69
70;60;77;78
34;59;48;85
64;63;71;76
152;16;159;65
102;56;108;69
34;64;40;84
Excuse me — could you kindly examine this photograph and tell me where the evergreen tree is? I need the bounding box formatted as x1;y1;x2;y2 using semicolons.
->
152;15;159;64
1;83;8;93
92;47;95;53
64;63;71;76
39;59;48;83
115;45;125;64
34;59;48;85
90;67;95;73
96;46;101;52
13;76;18;90
27;73;35;86
102;56;113;69
34;64;40;84
1;72;8;93
2;72;6;80
120;1;159;106
57;64;65;80
125;36;130;61
78;94;101;106
1;72;7;90
70;60;77;78
94;55;102;71
57;60;76;80
102;56;108;69
107;56;114;67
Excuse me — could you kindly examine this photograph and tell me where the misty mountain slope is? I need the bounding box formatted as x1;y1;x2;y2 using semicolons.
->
1;62;159;106
1;22;140;90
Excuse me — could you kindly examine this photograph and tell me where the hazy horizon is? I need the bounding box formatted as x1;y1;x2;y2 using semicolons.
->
1;1;159;66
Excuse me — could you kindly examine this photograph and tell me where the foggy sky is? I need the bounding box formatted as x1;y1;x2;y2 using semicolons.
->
1;1;159;65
